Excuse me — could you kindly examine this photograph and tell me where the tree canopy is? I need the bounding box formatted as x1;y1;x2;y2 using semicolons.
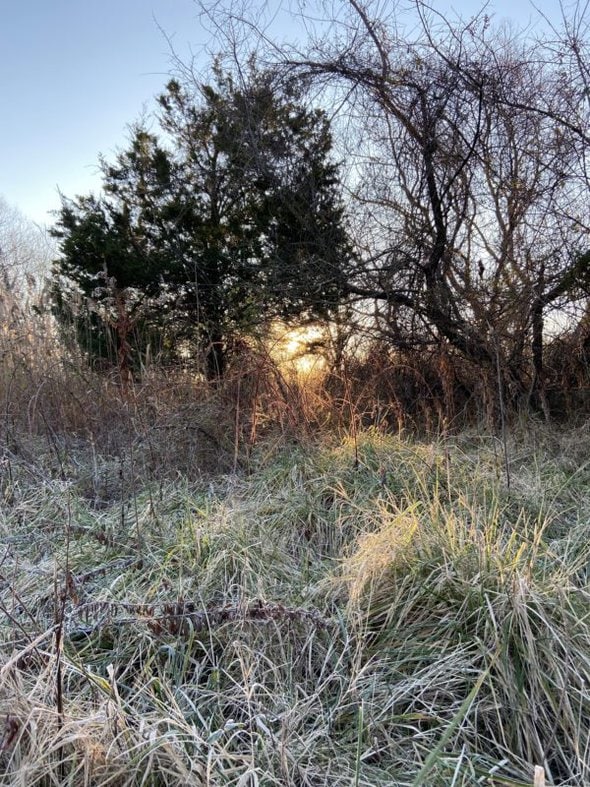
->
199;0;590;416
51;2;590;420
52;65;352;379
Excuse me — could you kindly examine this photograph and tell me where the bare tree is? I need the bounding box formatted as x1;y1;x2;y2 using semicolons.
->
0;197;52;295
194;0;590;417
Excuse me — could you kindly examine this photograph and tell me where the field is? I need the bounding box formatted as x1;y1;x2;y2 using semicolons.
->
5;0;590;779
1;384;590;785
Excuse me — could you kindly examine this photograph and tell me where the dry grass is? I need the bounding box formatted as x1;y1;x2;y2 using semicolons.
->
1;422;590;784
2;289;590;784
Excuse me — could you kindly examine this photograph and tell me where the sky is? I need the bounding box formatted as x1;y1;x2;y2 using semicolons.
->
1;0;564;229
1;0;206;227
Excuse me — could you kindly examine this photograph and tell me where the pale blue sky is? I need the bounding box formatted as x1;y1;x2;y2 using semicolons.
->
1;0;205;226
1;0;563;228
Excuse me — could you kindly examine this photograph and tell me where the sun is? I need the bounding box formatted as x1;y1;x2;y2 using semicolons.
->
270;323;326;377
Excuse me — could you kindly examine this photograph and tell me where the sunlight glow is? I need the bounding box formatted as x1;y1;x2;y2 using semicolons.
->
271;323;326;377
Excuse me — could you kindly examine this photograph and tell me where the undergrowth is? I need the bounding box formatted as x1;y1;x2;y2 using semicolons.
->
1;424;590;785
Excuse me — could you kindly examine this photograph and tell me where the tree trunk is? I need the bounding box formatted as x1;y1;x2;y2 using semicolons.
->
529;267;550;420
205;329;226;381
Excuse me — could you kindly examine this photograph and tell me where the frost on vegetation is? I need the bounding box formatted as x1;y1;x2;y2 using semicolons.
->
0;429;589;784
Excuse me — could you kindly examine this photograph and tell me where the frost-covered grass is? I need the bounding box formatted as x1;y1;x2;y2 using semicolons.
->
1;425;590;785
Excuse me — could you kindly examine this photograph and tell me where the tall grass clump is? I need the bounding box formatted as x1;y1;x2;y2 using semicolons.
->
0;275;332;493
342;443;590;785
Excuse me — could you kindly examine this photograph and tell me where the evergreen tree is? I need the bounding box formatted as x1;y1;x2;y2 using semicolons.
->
52;66;351;379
